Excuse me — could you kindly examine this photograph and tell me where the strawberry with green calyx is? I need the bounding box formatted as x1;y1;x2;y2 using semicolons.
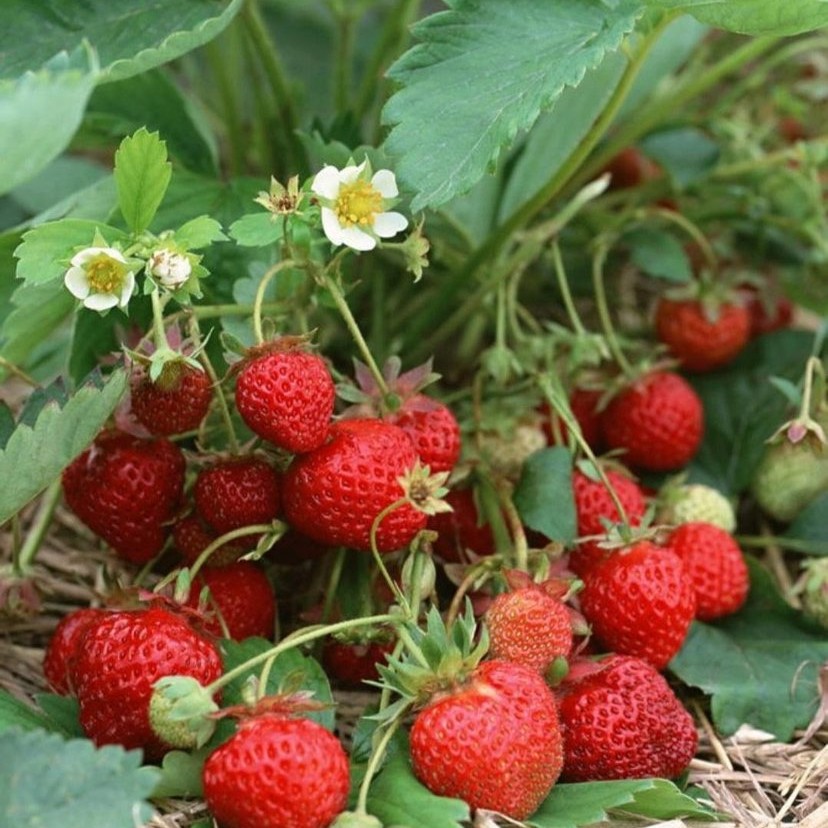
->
202;693;350;828
339;356;461;473
149;675;220;750
376;604;564;820
484;569;576;676
579;539;696;670
233;334;336;455
751;357;828;523
656;477;736;532
654;278;750;373
43;607;107;695
282;419;432;553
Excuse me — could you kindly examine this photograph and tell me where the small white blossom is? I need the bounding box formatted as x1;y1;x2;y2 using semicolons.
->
64;247;135;311
311;160;408;251
148;248;192;289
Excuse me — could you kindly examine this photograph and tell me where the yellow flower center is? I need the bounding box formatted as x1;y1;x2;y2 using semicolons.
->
85;254;127;294
334;179;383;228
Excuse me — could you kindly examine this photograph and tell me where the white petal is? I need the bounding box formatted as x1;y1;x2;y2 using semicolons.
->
69;246;125;267
118;270;136;307
83;293;119;311
373;211;408;238
64;267;90;299
339;225;376;251
372;169;398;198
339;160;366;184
320;207;346;246
312;166;341;199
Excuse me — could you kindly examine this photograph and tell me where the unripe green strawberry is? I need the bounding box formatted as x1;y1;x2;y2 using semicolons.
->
801;557;828;629
479;422;546;479
657;483;736;533
751;428;828;522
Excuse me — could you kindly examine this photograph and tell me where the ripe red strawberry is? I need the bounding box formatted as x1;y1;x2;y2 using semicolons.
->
655;297;750;373
568;467;647;578
602;147;661;190
173;514;248;567
557;654;698;781
539;387;603;451
72;605;222;760
664;522;749;621
410;659;563;819
184;561;276;641
62;430;185;564
322;634;395;687
43;607;107;695
386;394;461;473
428;487;495;563
485;587;573;674
194;456;281;536
740;285;793;338
282;418;427;553
202;712;350;828
130;361;213;436
601;371;703;472
579;541;696;670
234;343;335;454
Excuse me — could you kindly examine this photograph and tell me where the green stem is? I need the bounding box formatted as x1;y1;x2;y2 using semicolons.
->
638;206;716;271
323;272;391;398
188;523;277;580
369;498;409;610
205;613;397;695
570;35;779;193
253;260;297;344
13;479;62;575
241;0;305;171
356;714;407;814
321;547;347;624
591;240;634;379
551;241;587;335
495;480;529;571
188;317;241;455
736;536;828;555
150;289;171;352
191;302;285;320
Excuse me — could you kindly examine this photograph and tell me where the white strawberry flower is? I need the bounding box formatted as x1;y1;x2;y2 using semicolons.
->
147;247;192;289
64;246;136;311
311;160;408;251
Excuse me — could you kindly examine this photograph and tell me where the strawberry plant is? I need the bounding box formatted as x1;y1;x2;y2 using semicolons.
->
1;2;828;828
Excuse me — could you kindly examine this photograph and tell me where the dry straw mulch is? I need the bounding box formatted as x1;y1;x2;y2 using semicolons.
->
1;506;826;828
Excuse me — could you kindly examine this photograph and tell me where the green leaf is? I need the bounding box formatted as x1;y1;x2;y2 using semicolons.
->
0;728;159;828
670;558;828;741
641;0;828;36
529;777;716;827
0;403;15;450
366;733;470;828
499;50;627;222
513;448;576;544
0;0;244;84
0;691;52;734
0;281;75;380
0;46;98;196
114;128;172;233
151;747;209;798
640;127;720;187
175;215;227;249
687;330;814;496
228;213;285;247
86;69;218;174
11;156;109;216
382;0;643;211
624;227;693;282
220;639;335;731
14;218;128;287
784;492;828;551
33;694;85;738
0;368;127;523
